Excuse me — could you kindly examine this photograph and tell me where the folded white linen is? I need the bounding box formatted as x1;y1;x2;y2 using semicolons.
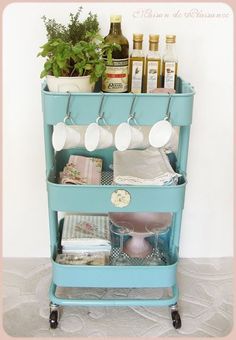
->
113;147;180;186
62;246;111;253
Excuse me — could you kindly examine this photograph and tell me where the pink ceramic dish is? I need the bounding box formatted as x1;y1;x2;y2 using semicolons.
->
108;212;172;235
108;212;172;258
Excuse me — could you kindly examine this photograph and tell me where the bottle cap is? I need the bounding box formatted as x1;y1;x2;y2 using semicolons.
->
133;33;143;42
149;34;159;43
166;35;176;43
110;15;122;23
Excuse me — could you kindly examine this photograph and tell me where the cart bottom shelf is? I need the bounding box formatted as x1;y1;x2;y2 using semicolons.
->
49;281;181;329
49;281;179;307
52;255;178;288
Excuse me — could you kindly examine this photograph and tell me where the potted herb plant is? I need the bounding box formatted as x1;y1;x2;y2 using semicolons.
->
38;8;118;92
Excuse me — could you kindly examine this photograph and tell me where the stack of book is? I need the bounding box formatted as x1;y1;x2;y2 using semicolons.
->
56;214;111;265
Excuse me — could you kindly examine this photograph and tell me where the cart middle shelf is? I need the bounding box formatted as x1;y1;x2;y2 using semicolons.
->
47;148;186;213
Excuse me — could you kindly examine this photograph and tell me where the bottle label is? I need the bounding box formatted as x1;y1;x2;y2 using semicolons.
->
164;61;176;89
131;60;143;93
102;58;128;93
147;60;159;92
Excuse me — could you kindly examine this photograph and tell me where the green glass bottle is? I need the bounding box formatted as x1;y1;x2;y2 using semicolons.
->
102;15;129;93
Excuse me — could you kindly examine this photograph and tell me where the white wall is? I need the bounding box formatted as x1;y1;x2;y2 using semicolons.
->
3;2;233;257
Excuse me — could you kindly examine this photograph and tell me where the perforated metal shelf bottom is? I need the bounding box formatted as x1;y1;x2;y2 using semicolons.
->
109;247;169;266
101;171;113;185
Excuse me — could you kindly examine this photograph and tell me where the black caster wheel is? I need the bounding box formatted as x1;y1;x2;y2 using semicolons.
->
49;310;59;329
171;310;182;329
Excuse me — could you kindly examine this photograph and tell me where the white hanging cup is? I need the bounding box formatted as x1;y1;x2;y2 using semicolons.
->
84;122;113;152
115;122;144;151
163;126;179;153
52;122;86;151
149;119;177;149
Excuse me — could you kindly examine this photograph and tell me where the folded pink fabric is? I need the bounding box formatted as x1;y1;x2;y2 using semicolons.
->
59;155;103;185
150;88;176;94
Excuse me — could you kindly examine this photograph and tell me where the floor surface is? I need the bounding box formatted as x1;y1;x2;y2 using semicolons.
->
3;257;233;337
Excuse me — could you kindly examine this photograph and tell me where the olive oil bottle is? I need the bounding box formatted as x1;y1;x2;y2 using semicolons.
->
144;34;161;92
102;15;129;93
128;34;145;93
162;35;178;90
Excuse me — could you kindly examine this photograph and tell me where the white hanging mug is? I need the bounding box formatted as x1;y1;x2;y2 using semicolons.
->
115;121;144;151
84;120;113;152
52;122;86;151
148;120;172;148
148;92;179;150
148;119;178;151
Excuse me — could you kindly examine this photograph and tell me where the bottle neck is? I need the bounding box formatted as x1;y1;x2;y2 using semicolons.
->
133;41;143;50
109;22;122;35
149;42;159;52
163;42;177;61
165;42;175;53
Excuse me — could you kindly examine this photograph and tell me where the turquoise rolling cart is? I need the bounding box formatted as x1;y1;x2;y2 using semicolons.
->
41;77;195;330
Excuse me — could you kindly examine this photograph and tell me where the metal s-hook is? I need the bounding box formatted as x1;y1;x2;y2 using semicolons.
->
164;93;173;121
96;93;107;125
127;94;138;126
63;92;75;124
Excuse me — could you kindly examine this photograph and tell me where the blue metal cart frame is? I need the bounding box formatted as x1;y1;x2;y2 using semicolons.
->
41;78;195;329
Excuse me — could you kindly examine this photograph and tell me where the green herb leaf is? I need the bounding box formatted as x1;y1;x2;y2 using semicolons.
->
38;8;119;82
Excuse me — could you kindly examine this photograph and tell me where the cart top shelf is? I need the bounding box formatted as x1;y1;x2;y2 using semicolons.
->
42;77;195;126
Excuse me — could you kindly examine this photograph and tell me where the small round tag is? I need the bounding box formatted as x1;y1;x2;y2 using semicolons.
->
111;189;131;208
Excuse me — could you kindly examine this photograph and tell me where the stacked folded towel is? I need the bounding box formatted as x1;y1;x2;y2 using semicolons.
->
113;147;180;186
59;155;103;185
59;214;111;265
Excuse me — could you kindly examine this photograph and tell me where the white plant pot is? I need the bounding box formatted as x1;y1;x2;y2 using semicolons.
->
46;75;95;93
